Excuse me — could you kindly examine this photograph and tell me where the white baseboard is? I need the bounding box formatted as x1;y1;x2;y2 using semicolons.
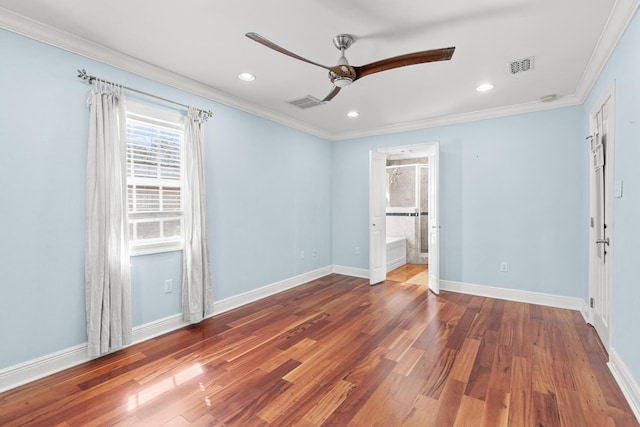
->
609;348;640;423
440;280;590;315
0;265;333;393
386;257;406;273
438;280;638;422
4;266;632;423
332;265;370;279
0;344;88;394
211;266;333;315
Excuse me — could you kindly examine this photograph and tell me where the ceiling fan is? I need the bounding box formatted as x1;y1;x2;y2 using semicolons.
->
246;32;455;102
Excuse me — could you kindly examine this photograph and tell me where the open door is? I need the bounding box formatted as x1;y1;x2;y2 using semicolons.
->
369;151;387;285
589;83;615;354
427;143;440;293
371;142;441;290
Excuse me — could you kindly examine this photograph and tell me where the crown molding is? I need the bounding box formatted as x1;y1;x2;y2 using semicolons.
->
0;6;334;141
574;0;640;102
331;0;640;141
331;94;583;141
1;1;638;142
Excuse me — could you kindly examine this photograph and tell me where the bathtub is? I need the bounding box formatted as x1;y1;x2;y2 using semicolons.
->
386;236;407;272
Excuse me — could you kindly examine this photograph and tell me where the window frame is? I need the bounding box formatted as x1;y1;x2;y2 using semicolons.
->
125;101;185;256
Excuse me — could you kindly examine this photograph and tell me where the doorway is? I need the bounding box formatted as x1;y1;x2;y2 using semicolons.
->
385;157;429;285
369;142;440;293
588;81;615;355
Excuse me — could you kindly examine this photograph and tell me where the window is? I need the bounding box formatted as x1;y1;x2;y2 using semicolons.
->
126;101;184;255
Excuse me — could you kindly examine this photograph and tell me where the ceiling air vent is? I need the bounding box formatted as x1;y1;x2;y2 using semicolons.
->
508;56;535;75
288;95;324;109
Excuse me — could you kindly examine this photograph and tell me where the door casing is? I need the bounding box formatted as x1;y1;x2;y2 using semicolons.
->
371;142;440;292
588;81;615;354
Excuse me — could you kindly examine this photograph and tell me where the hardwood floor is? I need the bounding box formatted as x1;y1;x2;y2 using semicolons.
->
0;273;637;426
386;264;428;286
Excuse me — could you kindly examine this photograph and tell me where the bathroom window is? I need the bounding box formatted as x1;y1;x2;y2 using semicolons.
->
126;101;184;255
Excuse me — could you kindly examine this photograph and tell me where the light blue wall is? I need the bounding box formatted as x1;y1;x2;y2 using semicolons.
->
583;8;640;385
2;8;639;395
331;107;588;299
207;106;332;298
0;29;332;369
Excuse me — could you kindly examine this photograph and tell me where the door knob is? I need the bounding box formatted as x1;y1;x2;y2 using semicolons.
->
596;238;610;246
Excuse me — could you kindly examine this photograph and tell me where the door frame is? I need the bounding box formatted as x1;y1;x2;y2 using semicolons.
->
588;80;615;354
371;142;440;292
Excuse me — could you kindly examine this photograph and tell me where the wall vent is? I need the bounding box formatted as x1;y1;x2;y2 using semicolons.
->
508;56;535;74
288;95;324;109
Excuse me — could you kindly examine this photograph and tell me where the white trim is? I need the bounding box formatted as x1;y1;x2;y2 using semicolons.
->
0;344;88;393
440;280;590;318
0;265;332;393
332;271;590;320
131;313;185;343
129;244;183;257
334;95;582;141
609;348;640;423
332;265;370;279
587;80;616;353
369;151;388;285
4;266;636;423
1;1;639;142
575;0;640;101
0;7;333;141
386;257;406;273
211;266;332;315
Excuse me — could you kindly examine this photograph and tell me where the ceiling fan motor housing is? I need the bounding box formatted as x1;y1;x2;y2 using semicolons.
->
333;34;355;51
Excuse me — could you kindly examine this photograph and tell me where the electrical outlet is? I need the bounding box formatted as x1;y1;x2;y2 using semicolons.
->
164;279;173;293
300;250;305;259
500;262;508;272
355;247;361;255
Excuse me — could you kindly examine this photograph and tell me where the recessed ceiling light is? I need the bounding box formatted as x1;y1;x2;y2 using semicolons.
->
476;83;494;92
347;111;360;118
238;72;255;82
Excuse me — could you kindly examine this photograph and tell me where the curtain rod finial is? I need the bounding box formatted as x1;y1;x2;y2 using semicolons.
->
77;69;94;84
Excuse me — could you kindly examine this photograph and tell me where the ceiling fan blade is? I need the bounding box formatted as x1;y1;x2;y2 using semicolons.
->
246;32;334;72
322;86;341;102
353;47;455;80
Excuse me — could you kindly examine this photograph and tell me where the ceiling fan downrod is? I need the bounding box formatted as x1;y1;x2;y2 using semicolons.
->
330;34;355;87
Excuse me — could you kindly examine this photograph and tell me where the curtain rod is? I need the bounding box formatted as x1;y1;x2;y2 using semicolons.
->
76;69;213;120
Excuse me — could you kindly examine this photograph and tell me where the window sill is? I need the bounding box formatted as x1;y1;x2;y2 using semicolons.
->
130;241;183;257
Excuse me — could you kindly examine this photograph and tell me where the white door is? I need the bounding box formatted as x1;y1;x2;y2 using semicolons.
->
589;84;615;353
369;151;387;285
373;142;441;290
427;143;440;294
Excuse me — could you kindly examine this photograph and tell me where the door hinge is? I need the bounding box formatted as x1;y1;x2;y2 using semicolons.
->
590;217;594;228
590;297;594;308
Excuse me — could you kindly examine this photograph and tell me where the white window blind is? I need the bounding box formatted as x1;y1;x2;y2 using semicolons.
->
126;102;184;255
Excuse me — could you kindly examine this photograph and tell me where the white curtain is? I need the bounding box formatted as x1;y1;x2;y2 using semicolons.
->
85;87;132;357
182;107;213;323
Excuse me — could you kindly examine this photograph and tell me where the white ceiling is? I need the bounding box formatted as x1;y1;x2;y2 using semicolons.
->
0;0;635;140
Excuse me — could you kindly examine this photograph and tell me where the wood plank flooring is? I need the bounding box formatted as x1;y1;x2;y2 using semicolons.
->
0;273;637;426
386;264;428;286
